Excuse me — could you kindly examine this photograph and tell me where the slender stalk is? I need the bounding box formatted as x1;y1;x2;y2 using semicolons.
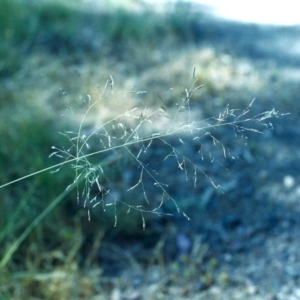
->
0;154;118;270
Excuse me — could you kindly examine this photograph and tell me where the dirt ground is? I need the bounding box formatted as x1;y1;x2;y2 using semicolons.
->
94;13;300;300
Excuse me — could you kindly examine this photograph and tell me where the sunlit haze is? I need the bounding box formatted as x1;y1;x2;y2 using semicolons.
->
144;0;300;26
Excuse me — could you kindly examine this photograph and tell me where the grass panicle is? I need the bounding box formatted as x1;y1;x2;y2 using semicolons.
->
0;72;282;228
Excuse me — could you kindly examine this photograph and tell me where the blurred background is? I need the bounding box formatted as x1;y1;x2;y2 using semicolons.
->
1;0;300;299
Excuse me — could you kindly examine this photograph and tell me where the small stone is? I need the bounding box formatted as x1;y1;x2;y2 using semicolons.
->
283;175;295;189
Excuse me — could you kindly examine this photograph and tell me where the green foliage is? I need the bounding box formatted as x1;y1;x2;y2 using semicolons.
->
99;2;199;63
0;0;83;75
34;1;84;54
0;0;199;75
0;0;36;75
0;102;76;271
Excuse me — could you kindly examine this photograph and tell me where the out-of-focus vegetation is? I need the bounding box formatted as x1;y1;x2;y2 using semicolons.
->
0;0;292;298
0;0;198;77
0;1;206;298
